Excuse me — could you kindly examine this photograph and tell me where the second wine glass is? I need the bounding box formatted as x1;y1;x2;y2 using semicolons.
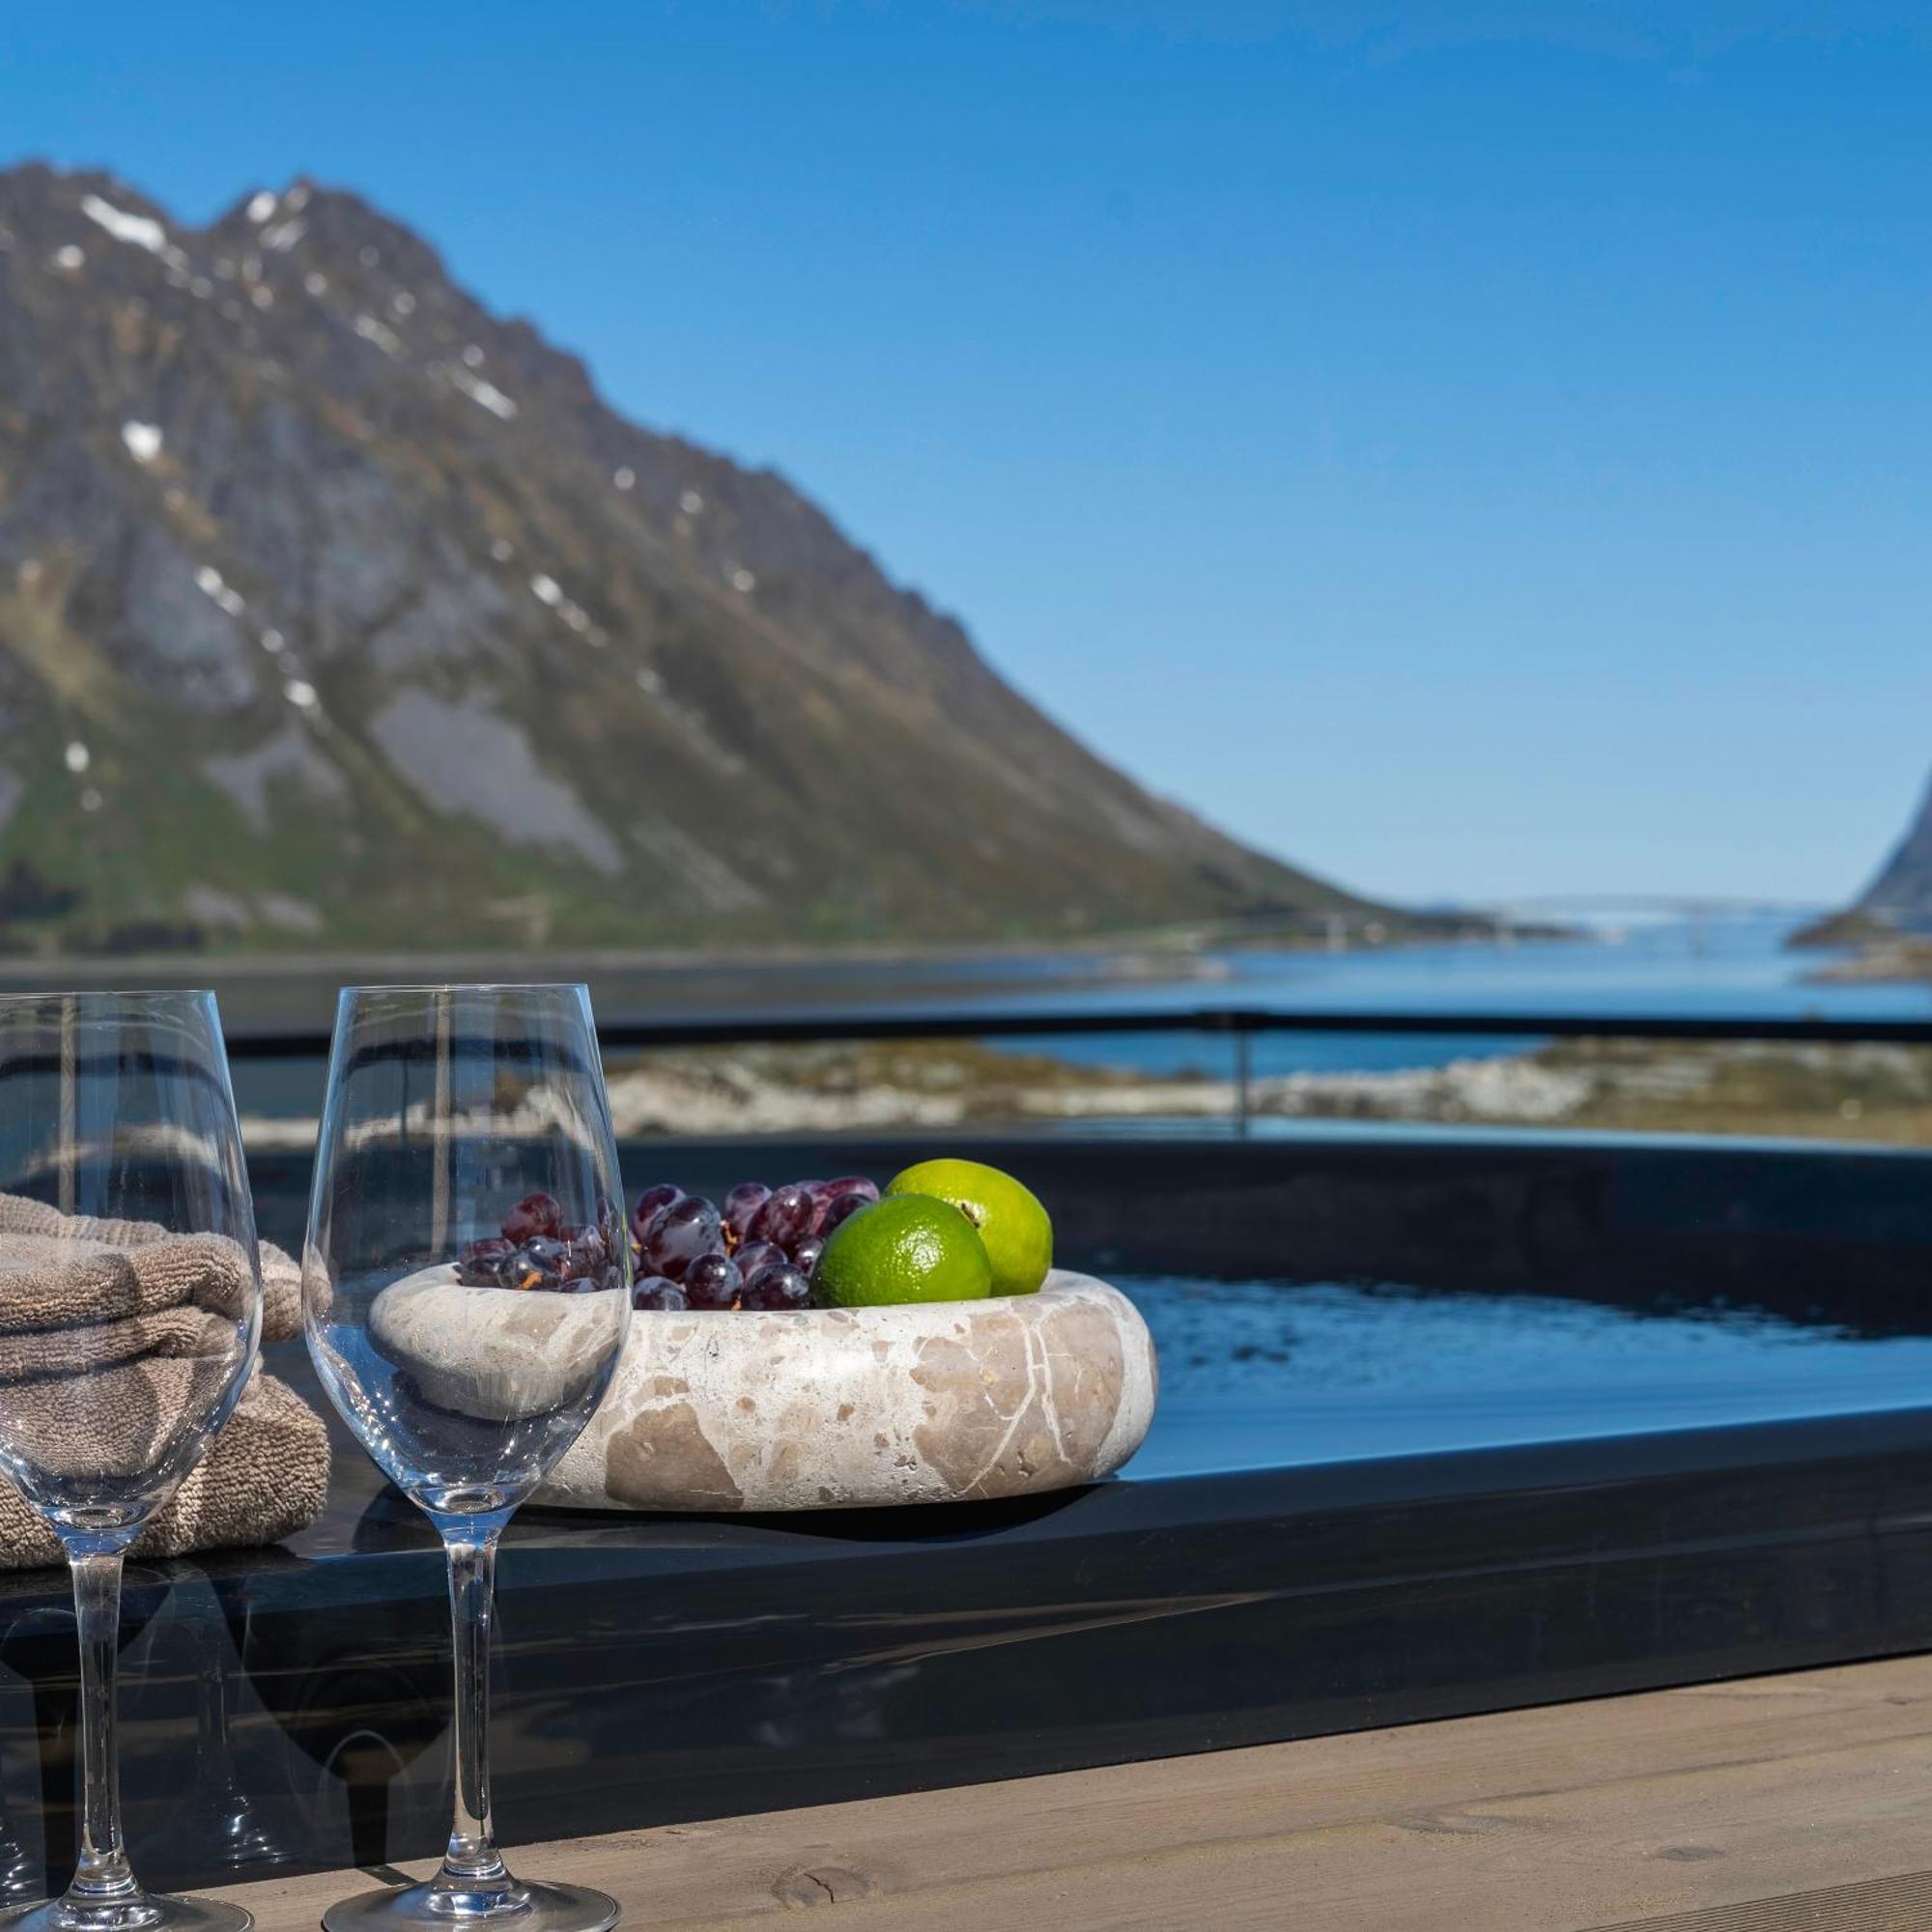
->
301;985;631;1932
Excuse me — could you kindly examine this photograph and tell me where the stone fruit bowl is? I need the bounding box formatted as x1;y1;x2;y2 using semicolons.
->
534;1269;1157;1512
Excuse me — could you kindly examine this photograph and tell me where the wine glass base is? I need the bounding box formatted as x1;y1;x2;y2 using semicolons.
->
321;1880;618;1932
0;1894;252;1932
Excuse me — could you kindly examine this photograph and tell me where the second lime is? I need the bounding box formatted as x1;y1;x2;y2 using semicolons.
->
884;1158;1053;1296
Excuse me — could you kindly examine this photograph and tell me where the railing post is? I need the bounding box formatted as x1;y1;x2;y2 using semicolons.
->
1234;1029;1252;1139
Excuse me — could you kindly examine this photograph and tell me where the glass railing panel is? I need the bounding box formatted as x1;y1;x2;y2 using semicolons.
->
227;1020;1932;1150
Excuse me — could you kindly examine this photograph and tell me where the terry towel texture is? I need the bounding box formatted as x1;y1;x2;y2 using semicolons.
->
0;1194;327;1569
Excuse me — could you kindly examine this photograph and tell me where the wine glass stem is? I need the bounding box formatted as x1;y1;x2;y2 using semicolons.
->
66;1548;138;1912
440;1528;508;1887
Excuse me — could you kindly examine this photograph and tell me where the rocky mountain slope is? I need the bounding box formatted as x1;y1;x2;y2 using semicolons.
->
0;162;1367;953
1851;772;1932;930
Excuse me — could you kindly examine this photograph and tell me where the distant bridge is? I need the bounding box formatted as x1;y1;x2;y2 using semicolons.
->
1284;895;1834;953
1471;895;1832;923
1459;895;1833;955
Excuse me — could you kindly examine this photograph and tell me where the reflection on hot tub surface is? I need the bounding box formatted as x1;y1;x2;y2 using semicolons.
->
1122;1272;1932;1477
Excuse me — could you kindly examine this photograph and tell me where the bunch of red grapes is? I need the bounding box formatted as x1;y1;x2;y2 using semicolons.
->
630;1176;881;1311
456;1192;627;1294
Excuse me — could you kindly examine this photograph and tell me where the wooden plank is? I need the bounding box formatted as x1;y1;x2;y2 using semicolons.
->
212;1654;1932;1931
1584;1870;1932;1930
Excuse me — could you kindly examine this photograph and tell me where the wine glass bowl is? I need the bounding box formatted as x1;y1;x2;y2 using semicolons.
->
0;991;263;1932
301;985;630;1932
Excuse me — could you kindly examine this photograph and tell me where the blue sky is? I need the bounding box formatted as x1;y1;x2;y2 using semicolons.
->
4;2;1927;906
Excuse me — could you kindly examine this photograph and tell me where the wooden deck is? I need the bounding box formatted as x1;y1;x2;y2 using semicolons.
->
215;1655;1932;1930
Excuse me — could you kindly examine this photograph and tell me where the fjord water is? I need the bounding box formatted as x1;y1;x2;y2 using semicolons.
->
1196;915;1929;1023
41;912;1923;1037
938;913;1932;1082
625;913;1927;1035
1036;913;1922;1021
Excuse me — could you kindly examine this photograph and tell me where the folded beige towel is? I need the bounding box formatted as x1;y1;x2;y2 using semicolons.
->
0;1305;242;1384
0;1195;328;1569
0;1192;298;1334
0;1370;329;1569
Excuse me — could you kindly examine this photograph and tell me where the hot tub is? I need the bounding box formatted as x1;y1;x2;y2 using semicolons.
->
2;1128;1930;1897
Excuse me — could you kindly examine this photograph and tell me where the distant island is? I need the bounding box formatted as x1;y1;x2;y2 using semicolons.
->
0;163;1400;958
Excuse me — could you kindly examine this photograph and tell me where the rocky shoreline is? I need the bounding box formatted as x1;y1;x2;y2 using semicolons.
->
240;1034;1932;1150
1804;937;1932;985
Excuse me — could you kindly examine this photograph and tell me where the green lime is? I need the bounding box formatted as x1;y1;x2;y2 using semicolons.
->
813;1193;994;1308
884;1158;1052;1297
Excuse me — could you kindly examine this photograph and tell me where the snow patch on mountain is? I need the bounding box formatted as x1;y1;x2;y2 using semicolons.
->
353;313;402;355
449;365;517;418
79;195;166;254
193;565;246;617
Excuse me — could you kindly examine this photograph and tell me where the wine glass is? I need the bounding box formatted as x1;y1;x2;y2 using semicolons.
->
0;991;263;1932
301;986;631;1932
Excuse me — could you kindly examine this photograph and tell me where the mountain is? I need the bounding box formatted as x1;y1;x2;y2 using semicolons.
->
1787;770;1932;952
0;162;1372;954
1847;773;1932;930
